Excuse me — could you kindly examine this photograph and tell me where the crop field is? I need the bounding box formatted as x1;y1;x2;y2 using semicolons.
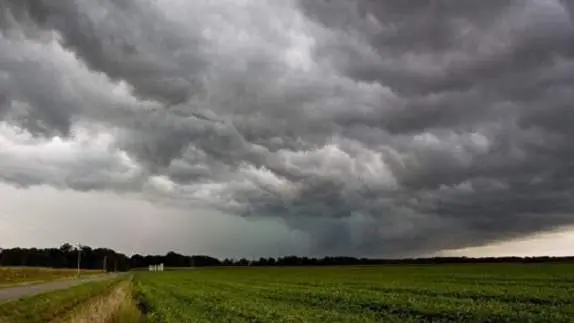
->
0;267;101;288
134;264;574;322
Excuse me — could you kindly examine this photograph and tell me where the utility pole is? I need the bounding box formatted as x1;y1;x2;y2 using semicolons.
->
76;243;82;278
103;255;107;273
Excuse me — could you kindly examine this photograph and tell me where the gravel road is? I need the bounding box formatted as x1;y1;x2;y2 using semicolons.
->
0;274;121;303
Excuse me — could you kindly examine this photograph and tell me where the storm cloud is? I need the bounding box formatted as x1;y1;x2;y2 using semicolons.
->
1;0;574;257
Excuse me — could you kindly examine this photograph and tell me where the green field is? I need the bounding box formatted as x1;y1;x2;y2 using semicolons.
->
134;264;574;322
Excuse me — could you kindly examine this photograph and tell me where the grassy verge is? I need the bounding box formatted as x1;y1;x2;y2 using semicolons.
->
0;267;102;289
61;276;143;323
0;277;122;323
108;279;145;323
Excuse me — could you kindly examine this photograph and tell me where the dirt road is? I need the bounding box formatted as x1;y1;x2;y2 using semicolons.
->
0;274;121;303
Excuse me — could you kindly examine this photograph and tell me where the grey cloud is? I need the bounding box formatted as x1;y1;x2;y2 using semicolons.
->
0;123;146;191
1;0;574;257
303;0;574;132
2;0;207;105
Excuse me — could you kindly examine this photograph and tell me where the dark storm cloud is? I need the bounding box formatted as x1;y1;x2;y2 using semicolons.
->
302;0;574;132
2;0;207;105
1;0;574;257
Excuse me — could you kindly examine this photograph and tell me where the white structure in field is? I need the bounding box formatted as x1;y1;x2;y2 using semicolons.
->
148;263;164;272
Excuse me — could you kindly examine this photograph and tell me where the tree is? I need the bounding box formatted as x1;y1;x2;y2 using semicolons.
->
59;243;73;254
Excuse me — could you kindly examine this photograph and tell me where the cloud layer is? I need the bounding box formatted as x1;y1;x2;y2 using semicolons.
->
1;0;573;257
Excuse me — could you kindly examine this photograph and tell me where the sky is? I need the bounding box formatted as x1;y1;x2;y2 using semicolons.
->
1;0;574;259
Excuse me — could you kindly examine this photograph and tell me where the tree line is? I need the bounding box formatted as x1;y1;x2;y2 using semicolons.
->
1;244;573;271
0;244;131;271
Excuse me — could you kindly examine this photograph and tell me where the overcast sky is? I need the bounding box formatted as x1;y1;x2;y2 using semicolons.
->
1;0;573;258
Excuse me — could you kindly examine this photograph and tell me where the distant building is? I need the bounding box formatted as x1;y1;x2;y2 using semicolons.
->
148;263;164;272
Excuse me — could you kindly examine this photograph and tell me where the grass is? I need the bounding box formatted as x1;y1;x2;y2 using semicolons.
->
0;267;102;288
134;264;574;322
63;277;142;323
0;276;123;323
109;278;145;323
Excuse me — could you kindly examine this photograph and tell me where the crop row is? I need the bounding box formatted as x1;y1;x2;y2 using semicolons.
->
134;265;574;322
